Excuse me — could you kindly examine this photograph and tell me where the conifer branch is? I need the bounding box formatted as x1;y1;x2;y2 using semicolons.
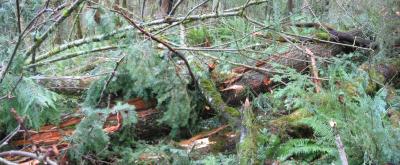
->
114;6;199;88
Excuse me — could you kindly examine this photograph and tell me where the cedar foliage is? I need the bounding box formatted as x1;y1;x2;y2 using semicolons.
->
0;0;399;164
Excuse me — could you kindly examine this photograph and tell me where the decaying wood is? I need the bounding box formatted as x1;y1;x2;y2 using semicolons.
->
176;125;237;154
220;43;341;106
11;98;161;147
330;121;349;165
305;47;321;93
220;44;398;105
292;23;375;48
329;29;375;48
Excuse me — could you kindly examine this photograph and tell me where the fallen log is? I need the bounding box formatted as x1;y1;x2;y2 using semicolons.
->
11;98;161;147
292;22;376;48
219;43;342;106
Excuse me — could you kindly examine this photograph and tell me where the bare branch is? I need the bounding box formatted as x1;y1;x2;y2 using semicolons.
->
25;46;118;69
97;54;125;105
0;150;57;165
330;121;349;165
0;0;85;84
22;0;86;58
0;125;20;149
0;157;18;165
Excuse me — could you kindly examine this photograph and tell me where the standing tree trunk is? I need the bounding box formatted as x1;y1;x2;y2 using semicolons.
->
54;0;65;45
157;0;174;17
287;0;294;14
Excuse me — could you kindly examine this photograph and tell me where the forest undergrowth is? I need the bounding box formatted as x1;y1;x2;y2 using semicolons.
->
0;0;399;164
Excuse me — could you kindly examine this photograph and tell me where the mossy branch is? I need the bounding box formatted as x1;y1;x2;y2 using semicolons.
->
199;78;240;120
29;1;269;63
22;0;86;59
25;46;118;69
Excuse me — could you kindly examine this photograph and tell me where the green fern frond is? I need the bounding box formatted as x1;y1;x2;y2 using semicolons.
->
277;139;336;161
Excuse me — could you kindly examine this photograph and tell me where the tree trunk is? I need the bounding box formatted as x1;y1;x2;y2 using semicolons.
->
157;0;174;17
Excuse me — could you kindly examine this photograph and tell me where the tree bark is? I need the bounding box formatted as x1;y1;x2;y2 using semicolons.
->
158;0;174;17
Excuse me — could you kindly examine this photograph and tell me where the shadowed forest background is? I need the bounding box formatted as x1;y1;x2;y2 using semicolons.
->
0;0;399;164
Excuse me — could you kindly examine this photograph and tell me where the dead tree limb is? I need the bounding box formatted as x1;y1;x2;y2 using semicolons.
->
25;46;118;69
0;150;57;165
97;54;125;105
330;121;349;165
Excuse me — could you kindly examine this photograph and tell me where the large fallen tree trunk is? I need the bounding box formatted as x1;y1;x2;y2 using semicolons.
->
292;23;376;49
11;98;163;146
218;43;342;106
218;44;399;106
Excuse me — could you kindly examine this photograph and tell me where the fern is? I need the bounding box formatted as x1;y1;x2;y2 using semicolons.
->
277;139;335;161
268;57;400;164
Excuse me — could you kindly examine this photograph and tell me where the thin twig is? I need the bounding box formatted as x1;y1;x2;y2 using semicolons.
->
179;24;187;47
0;125;20;149
0;75;23;102
97;54;125;106
152;0;211;36
245;14;374;51
198;52;282;74
68;1;86;40
197;52;329;81
303;0;331;35
304;48;321;93
141;0;146;21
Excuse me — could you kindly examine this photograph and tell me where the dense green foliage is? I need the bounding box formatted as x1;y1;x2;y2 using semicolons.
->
1;0;399;164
